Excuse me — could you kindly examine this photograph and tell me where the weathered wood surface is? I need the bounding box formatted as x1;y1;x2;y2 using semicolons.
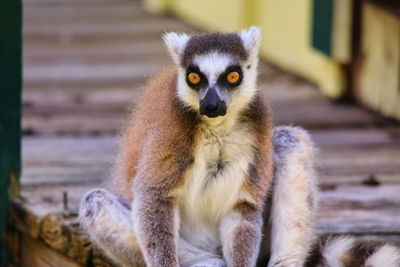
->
21;234;82;267
14;0;400;264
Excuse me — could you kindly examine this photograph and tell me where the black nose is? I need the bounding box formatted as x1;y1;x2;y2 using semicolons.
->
199;87;227;118
204;99;220;112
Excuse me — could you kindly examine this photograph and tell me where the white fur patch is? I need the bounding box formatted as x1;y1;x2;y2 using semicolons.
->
176;120;255;253
178;238;226;267
240;26;261;58
193;53;236;85
322;237;355;267
365;245;400;267
163;32;190;64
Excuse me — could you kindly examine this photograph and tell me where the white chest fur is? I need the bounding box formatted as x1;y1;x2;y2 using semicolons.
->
177;120;256;252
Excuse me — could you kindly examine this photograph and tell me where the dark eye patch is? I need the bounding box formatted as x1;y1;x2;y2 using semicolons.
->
186;65;208;90
217;65;243;89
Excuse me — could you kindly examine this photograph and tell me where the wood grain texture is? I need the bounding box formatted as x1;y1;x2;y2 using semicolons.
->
13;0;400;264
21;234;82;267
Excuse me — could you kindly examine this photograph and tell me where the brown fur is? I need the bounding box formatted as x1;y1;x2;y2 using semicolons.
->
342;242;379;267
110;66;200;266
112;66;199;199
240;93;273;206
230;202;264;266
109;63;273;266
304;237;394;267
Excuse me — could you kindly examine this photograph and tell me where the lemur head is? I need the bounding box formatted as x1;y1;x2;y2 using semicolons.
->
163;27;261;118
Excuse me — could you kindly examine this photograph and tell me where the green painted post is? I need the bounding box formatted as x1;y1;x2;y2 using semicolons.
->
0;0;22;265
312;0;334;56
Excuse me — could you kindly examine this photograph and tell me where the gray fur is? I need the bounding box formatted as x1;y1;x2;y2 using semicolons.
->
79;189;145;267
182;33;248;67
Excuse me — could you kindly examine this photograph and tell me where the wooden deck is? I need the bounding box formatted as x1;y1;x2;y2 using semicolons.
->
13;0;400;265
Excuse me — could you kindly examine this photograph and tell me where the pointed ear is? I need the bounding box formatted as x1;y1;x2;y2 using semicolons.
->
240;26;261;57
162;32;190;64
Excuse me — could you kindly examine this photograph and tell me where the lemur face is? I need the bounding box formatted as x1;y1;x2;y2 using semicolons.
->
163;27;261;118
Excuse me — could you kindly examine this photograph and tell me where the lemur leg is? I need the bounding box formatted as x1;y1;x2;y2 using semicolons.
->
79;189;225;267
79;189;145;267
267;126;318;267
219;203;263;267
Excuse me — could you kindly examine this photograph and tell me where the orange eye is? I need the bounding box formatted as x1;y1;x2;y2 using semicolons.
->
188;72;201;84
227;71;240;83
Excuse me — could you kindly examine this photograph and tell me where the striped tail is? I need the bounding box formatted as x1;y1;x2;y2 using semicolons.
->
305;236;400;267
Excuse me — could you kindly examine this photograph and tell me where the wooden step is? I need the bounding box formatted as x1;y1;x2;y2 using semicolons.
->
24;39;168;63
23;18;192;42
23;60;165;87
24;2;145;21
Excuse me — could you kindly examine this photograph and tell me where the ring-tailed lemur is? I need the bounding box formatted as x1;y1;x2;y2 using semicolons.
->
79;27;400;267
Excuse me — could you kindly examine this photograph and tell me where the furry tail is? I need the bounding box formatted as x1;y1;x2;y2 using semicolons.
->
305;236;400;267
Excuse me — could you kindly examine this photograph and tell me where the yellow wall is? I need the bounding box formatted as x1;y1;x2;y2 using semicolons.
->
257;0;345;98
144;0;345;98
359;3;400;120
170;0;248;32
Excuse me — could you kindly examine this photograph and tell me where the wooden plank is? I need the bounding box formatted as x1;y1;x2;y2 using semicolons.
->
10;202;117;266
22;86;136;135
23;2;146;21
21;137;117;186
23;60;164;87
262;83;325;105
24;10;170;26
318;145;400;175
20;184;97;217
310;128;400;147
24;39;168;63
22;112;125;136
23;18;191;42
319;173;400;186
318;184;400;237
23;86;139;108
271;100;387;129
23;51;169;67
259;70;389;129
21;234;81;267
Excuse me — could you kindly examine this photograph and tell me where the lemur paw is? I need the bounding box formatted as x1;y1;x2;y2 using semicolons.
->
268;264;300;267
79;188;110;226
268;257;303;267
189;258;227;267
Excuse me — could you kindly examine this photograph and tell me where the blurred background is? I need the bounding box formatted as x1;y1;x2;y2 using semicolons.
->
1;0;400;266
